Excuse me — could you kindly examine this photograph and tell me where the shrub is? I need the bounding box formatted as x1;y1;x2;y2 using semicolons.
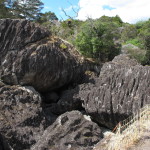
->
121;24;137;42
125;38;144;48
126;47;146;64
75;19;121;62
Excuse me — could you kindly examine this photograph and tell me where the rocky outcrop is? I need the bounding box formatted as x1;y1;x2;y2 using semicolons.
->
0;85;51;150
0;19;50;62
42;55;148;129
74;55;150;129
100;54;139;76
0;19;85;92
31;111;103;150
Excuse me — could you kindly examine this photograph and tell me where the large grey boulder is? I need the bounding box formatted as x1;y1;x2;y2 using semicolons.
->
0;85;51;150
0;19;85;92
31;111;103;150
73;55;150;129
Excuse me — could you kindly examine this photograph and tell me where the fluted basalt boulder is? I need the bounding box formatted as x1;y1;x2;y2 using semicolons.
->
73;55;150;129
0;84;51;150
0;19;85;92
31;111;103;150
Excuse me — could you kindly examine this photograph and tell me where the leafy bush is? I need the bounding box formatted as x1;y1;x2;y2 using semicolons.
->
137;19;150;64
121;19;150;65
126;47;146;64
121;24;137;42
75;19;121;62
54;19;84;43
125;38;143;48
99;15;123;27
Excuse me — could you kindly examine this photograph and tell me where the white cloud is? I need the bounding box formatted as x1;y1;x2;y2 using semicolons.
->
64;5;78;12
77;0;150;23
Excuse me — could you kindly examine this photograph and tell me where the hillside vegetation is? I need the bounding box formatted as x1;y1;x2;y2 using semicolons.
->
37;16;150;65
51;17;150;64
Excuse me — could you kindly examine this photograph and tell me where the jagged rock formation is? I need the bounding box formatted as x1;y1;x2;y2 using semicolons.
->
0;19;85;92
31;111;103;150
0;85;51;150
78;54;150;129
38;55;150;130
0;19;49;61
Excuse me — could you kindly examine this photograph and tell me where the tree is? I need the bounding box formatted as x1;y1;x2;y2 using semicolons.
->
56;19;84;43
75;18;121;62
11;0;44;20
37;11;58;24
139;20;150;64
121;24;137;42
99;15;123;27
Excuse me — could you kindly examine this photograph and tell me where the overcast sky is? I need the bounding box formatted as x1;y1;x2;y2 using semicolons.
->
42;0;150;23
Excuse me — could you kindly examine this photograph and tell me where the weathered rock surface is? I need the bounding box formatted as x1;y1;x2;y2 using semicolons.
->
0;19;85;92
0;19;49;62
72;55;150;129
31;111;103;150
0;85;51;150
100;54;139;76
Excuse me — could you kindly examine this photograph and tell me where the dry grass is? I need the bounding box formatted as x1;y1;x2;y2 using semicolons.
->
93;105;150;150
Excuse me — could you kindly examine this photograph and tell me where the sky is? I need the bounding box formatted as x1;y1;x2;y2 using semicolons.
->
41;0;150;23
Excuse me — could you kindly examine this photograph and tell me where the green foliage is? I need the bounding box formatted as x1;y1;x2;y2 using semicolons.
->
125;38;143;48
144;35;150;64
55;16;122;62
99;15;123;27
0;0;44;20
125;47;146;64
75;18;121;62
135;20;146;30
37;11;58;24
60;43;67;49
121;24;137;42
135;20;150;64
55;19;84;43
12;0;44;20
138;20;150;49
119;19;150;65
